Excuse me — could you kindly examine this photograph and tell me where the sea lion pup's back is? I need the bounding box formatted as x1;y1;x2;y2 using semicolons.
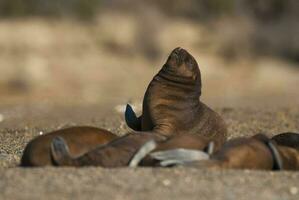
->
21;126;117;167
126;47;227;143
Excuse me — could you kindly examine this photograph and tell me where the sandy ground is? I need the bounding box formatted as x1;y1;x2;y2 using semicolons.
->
1;168;298;200
0;104;299;200
0;16;299;200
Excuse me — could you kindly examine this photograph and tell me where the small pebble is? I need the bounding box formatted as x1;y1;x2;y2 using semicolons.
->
289;186;298;195
162;179;171;186
0;114;4;122
184;177;191;183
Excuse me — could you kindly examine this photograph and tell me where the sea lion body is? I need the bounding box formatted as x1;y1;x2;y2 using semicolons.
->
51;132;165;167
146;135;275;169
207;136;275;170
127;47;227;142
51;48;227;168
182;134;299;170
21;126;117;167
155;134;212;151
276;146;299;170
270;132;299;170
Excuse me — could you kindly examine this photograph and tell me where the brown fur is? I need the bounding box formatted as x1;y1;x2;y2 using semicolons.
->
187;135;274;170
155;134;212;151
271;132;299;151
187;134;299;170
21;126;117;166
53;132;165;167
271;132;299;170
127;47;227;143
140;134;213;166
276;146;299;170
51;48;227;167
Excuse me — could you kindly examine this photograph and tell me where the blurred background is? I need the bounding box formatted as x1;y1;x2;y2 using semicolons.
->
0;0;298;108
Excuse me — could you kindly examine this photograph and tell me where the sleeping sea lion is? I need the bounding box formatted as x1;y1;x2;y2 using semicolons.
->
50;47;227;167
51;133;212;167
188;134;282;170
21;126;117;167
150;133;299;170
50;132;165;167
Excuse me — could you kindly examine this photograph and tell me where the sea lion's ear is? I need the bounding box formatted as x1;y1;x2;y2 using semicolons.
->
50;137;72;166
125;104;142;131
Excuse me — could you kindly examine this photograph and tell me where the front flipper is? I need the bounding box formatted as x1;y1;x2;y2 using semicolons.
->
129;140;157;167
50;136;73;166
206;141;215;155
125;104;142;131
150;149;210;167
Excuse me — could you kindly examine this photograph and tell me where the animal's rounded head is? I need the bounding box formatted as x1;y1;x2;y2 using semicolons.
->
163;47;201;82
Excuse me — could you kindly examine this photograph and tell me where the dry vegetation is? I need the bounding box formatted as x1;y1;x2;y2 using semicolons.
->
0;0;298;107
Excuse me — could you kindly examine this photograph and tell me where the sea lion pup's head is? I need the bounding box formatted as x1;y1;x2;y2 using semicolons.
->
160;47;201;86
271;132;299;151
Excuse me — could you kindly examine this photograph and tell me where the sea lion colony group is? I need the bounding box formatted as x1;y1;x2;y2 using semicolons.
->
21;47;299;170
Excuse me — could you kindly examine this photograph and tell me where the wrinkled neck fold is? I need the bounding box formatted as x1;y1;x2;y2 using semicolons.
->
155;67;201;97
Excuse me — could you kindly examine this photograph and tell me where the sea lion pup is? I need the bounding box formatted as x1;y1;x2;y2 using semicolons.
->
151;134;299;170
271;132;299;151
51;133;212;167
50;48;227;167
51;132;165;167
183;134;282;170
126;47;227;145
20;126;117;167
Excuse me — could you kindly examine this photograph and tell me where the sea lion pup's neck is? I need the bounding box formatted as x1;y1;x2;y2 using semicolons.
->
152;66;201;105
156;66;201;90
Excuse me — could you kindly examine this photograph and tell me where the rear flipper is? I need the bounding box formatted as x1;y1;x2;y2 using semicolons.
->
129;140;157;167
125;104;142;131
50;137;74;166
150;149;210;167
